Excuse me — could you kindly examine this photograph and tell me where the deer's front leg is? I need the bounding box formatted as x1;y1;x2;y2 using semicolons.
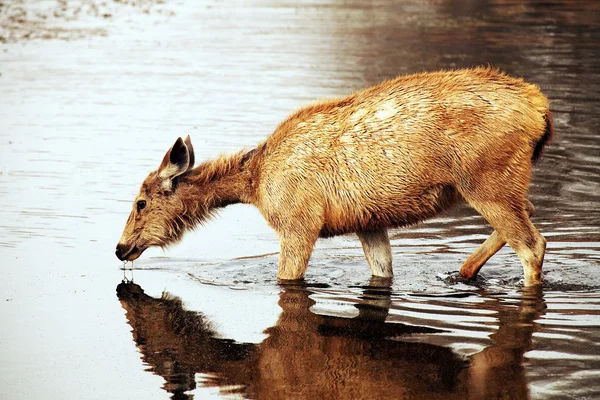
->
277;228;319;280
266;185;324;280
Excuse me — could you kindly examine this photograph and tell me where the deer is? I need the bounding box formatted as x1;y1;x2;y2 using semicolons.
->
116;67;553;286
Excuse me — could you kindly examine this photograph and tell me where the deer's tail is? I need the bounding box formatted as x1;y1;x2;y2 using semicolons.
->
532;109;554;163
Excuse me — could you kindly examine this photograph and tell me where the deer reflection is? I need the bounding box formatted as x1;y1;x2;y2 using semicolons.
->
116;282;256;398
117;280;545;399
467;286;546;400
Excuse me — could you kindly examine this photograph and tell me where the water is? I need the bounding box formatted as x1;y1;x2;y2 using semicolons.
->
0;0;599;399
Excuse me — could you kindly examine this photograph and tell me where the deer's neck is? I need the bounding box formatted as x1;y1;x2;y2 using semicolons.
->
179;150;258;212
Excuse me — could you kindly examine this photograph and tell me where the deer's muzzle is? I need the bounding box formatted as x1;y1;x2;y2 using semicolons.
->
115;243;143;261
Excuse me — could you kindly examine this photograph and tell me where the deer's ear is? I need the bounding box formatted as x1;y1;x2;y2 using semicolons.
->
159;137;190;180
184;135;195;172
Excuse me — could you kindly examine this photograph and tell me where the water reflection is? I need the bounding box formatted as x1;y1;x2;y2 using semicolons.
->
117;279;547;399
468;286;546;400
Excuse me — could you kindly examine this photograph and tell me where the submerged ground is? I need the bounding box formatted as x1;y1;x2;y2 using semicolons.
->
0;1;599;399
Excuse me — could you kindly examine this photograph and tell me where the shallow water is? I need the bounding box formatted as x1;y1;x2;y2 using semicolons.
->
0;0;599;399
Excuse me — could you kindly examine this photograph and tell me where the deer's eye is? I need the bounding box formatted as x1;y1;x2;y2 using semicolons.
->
136;200;147;212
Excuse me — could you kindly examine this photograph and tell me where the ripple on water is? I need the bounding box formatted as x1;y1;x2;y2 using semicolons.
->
122;251;600;399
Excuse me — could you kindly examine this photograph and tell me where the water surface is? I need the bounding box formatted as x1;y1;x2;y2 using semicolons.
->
0;0;599;399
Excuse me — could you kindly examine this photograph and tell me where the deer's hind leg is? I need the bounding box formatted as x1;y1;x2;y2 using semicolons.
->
460;190;545;286
357;229;393;278
460;199;535;280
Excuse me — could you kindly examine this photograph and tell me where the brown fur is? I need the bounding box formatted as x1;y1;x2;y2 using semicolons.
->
116;67;553;286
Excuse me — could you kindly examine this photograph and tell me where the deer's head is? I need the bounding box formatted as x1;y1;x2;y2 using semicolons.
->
115;136;196;262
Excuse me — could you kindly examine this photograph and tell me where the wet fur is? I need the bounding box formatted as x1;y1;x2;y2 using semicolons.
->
118;67;553;284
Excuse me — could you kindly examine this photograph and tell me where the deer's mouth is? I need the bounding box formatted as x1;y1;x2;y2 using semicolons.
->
116;243;147;262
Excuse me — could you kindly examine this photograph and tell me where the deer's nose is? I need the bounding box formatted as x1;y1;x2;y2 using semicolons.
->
115;244;125;261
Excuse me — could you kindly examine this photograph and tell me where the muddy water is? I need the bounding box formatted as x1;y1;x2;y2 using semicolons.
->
1;0;599;399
